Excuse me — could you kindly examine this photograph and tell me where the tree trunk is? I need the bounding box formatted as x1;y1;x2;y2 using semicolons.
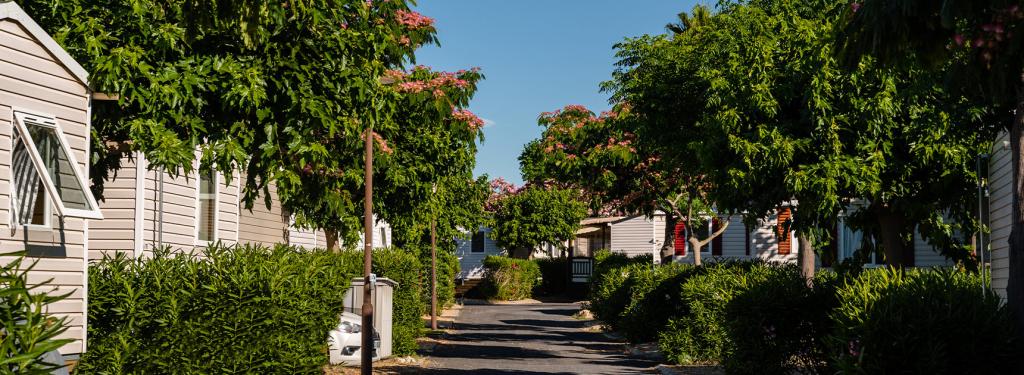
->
325;230;339;252
1007;88;1024;334
875;206;908;267
689;235;702;266
798;233;814;288
661;214;678;264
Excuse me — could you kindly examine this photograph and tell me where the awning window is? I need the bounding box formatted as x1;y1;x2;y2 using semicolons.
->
12;111;102;220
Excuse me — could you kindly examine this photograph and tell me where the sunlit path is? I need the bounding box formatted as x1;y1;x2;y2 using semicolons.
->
419;302;657;374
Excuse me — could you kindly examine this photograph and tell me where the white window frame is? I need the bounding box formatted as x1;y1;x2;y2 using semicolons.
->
12;110;103;220
195;168;219;244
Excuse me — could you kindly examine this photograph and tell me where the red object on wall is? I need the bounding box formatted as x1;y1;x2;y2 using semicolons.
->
674;222;687;256
711;218;723;256
777;208;792;255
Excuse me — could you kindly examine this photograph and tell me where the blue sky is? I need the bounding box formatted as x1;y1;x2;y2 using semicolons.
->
413;1;698;185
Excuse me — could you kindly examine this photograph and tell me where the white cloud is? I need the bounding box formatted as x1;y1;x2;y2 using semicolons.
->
481;118;496;127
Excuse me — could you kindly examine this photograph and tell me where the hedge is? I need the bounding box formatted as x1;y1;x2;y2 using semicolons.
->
339;247;423;356
724;269;838;375
1;254;71;374
829;268;1021;374
535;257;569;295
480;255;540;301
78;244;354;374
586;258;1023;374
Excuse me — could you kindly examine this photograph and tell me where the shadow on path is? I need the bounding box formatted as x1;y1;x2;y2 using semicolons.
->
420;302;657;374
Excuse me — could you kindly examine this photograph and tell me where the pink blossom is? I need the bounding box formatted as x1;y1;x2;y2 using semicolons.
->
399;35;411;46
452;109;485;130
850;1;861;12
396;10;435;30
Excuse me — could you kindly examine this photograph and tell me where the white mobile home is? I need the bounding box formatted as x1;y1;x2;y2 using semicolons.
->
0;1;104;361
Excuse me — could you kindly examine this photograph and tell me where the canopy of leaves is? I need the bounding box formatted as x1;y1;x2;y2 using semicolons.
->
603;0;999;264
19;0;486;241
489;186;587;253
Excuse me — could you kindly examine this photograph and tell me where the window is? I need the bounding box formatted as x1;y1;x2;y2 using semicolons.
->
471;230;485;253
197;169;217;242
777;208;792;255
10;111;101;224
379;227;388;247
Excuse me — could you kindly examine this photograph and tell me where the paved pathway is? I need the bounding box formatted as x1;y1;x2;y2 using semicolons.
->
419;302;658;374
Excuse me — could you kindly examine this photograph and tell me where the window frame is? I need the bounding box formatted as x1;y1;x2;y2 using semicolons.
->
11;110;102;220
195;168;219;244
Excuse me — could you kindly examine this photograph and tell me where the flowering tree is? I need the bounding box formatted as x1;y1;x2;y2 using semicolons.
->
520;105;727;265
22;0;488;246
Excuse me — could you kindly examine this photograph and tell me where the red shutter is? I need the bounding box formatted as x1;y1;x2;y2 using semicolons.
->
674;222;687;256
711;218;723;256
776;208;792;255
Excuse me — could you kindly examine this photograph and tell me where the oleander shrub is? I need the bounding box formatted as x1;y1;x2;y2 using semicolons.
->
480;255;540;301
658;260;777;365
618;262;701;342
723;267;838;375
589;262;647;327
340;247;423;356
591;250;652;292
535;257;569;295
78;244;354;374
829;268;1022;375
0;254;72;374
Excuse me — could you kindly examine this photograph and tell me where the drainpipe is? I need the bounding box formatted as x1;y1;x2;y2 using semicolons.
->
158;167;165;246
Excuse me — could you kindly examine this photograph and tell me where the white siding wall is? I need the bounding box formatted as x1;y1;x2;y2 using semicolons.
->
0;19;89;355
237;181;288;246
455;226;502;279
990;132;1012;297
609;215;657;259
88;159;137;259
913;227;953;267
287;219;391;250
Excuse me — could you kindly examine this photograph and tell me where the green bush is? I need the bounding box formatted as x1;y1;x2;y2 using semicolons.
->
480;256;540;301
658;260;776;365
589;262;646;327
618;262;700;342
0;254;72;374
591;250;652;293
340;247;424;356
723;267;838;375
435;250;460;309
535;257;569;295
829;268;1021;375
79;244;354;374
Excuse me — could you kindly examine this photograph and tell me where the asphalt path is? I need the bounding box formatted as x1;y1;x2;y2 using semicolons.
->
419;302;658;374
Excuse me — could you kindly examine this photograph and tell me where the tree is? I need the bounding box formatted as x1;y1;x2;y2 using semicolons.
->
604;0;994;280
21;0;486;245
837;0;1024;330
520;105;727;265
489;186;587;258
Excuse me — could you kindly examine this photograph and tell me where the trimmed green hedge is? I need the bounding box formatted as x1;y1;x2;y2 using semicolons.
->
79;244;354;374
340;247;423;356
535;257;569;295
480;255;540;301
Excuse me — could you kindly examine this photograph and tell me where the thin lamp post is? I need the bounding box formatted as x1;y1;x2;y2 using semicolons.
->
430;184;438;330
361;125;375;375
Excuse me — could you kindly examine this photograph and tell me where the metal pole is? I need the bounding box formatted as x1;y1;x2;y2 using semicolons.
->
361;127;374;375
430;218;438;330
979;154;988;291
